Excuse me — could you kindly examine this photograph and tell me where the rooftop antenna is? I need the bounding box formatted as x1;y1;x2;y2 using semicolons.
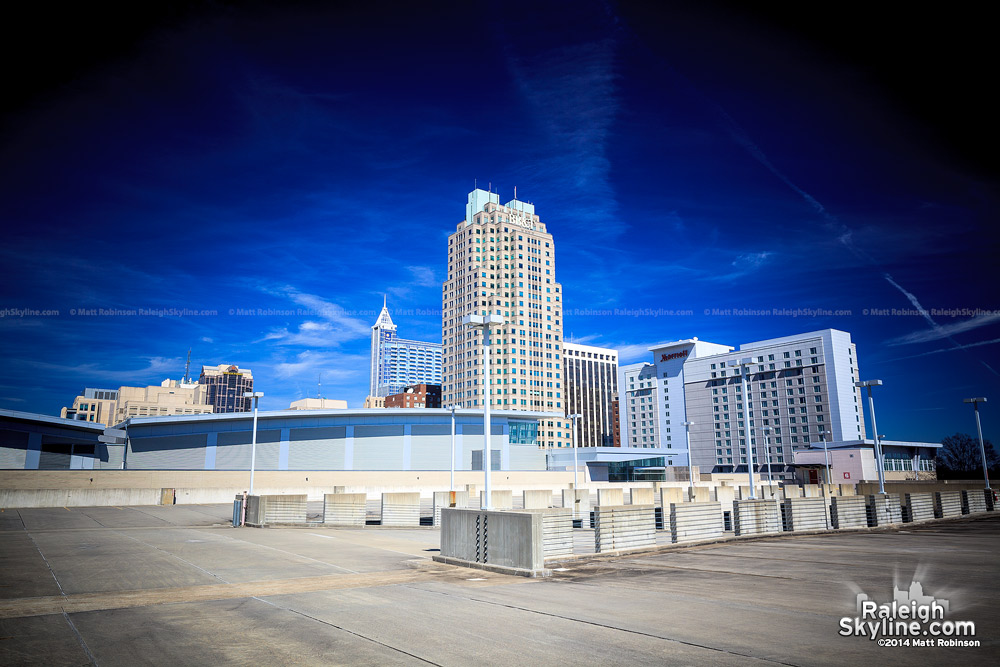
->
474;177;477;190
514;185;517;200
183;348;191;383
318;373;322;400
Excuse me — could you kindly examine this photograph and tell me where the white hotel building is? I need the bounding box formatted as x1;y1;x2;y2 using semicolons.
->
619;329;866;474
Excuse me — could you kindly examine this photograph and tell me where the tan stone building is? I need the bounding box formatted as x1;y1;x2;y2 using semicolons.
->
442;188;569;448
113;380;213;423
60;388;119;426
363;395;386;408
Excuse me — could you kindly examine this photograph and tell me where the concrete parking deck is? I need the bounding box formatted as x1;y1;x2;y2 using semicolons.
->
1;504;997;665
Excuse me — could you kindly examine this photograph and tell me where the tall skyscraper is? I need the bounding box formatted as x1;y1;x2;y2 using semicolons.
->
198;364;254;413
442;188;568;448
564;342;619;448
369;299;442;397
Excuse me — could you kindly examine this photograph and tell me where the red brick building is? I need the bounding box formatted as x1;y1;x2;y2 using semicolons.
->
384;384;441;409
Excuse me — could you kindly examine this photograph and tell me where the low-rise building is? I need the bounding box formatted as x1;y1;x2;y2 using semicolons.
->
1;408;556;472
113;380;213;423
385;384;441;409
60;388;119;426
288;398;348;410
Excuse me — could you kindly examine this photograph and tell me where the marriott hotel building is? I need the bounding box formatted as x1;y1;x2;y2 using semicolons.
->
619;329;867;473
441;189;569;448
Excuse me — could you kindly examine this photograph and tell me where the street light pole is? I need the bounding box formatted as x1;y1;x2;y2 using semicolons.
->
856;380;886;494
449;404;457;493
243;391;264;495
463;313;503;509
964;398;990;490
737;358;756;498
569;413;582;516
683;421;695;497
568;413;582;489
819;429;832;486
762;426;774;493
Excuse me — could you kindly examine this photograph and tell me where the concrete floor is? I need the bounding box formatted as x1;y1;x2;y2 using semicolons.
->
0;504;997;665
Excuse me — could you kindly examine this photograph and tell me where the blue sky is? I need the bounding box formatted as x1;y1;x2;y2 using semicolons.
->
1;1;997;444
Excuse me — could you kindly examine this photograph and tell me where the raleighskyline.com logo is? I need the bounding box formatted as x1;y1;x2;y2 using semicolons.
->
839;581;978;648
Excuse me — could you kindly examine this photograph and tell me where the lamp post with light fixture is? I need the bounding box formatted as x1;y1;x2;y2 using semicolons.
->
683;421;695;496
735;358;756;498
243;391;264;495
761;426;774;493
463;313;503;509
856;380;886;494
964;397;990;490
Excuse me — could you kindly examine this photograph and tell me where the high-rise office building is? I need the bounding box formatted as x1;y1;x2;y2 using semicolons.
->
369;300;442;397
619;329;866;475
198;364;254;413
442;188;568;448
564;342;618;448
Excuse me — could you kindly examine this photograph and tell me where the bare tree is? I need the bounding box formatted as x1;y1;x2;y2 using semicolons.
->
937;433;998;473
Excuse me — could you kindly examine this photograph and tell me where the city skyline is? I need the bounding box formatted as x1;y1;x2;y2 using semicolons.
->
0;2;996;444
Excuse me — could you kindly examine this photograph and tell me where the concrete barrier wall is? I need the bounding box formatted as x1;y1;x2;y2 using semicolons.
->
670;502;724;543
839;484;857;496
381;492;420;526
323;493;366;526
714;486;736;529
963;490;989;514
758;485;783;500
594;505;656;552
733;498;781;536
597;488;624;507
935;491;963;518
902;493;935;523
830;495;868;529
262;494;307;524
857;480;999;496
630;488;654;505
781;497;830;532
0;487;162;509
540;509;574;558
561;489;590;515
438;508;545;575
433;491;470;525
867;494;902;526
661;488;685;507
523;489;552;509
963;489;990;514
480;490;513;510
690;487;712;502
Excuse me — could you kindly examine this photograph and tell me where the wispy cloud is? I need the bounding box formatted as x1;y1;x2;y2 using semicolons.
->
19;357;183;384
893;337;1000;360
887;312;1000;346
259;285;371;348
506;36;623;237
405;265;438;287
883;274;999;375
